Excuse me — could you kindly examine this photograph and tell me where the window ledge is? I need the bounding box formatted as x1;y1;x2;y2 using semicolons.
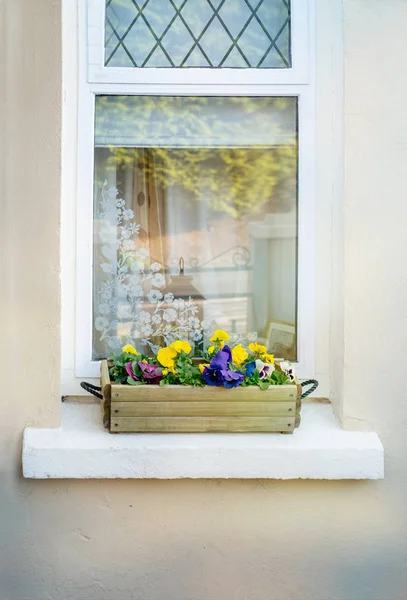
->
22;403;384;480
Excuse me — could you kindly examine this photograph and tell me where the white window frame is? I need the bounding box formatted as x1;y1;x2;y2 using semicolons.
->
75;0;315;379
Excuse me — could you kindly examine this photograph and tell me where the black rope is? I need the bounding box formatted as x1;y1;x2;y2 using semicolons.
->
80;381;103;400
300;379;319;399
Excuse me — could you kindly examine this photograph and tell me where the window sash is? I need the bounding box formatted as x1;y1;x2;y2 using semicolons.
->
87;0;311;85
74;0;316;379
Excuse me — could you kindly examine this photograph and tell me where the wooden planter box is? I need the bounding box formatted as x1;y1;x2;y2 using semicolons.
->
101;360;301;434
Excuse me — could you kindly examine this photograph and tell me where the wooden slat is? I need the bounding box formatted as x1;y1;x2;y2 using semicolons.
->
111;384;297;403
111;401;296;417
100;360;111;391
111;416;295;433
100;360;111;428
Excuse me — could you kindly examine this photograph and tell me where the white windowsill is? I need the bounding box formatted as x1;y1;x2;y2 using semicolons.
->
22;403;384;480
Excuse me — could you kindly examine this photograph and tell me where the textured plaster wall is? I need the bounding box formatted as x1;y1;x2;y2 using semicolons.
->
1;1;407;600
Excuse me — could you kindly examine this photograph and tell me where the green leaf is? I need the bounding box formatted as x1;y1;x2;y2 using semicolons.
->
127;376;143;386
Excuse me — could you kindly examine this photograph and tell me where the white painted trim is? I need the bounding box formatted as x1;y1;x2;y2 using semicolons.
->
87;0;311;86
23;403;384;479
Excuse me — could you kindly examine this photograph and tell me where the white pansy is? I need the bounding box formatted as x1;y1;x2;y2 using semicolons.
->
95;317;109;331
279;361;296;381
279;361;292;373
163;308;177;322
147;289;163;303
255;359;275;379
188;316;200;329
138;311;151;324
150;262;162;272
152;313;162;324
122;208;135;221
98;303;110;315
152;273;165;288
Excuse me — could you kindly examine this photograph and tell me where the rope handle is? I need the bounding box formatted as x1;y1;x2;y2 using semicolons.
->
80;381;103;400
300;379;319;399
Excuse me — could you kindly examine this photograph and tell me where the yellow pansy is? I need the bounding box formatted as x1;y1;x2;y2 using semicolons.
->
122;344;139;356
162;369;169;375
157;347;177;368
263;353;275;364
209;329;230;343
231;344;248;366
199;363;210;373
248;342;267;356
170;340;192;355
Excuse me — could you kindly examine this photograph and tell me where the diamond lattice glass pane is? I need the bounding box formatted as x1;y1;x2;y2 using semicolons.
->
104;0;291;68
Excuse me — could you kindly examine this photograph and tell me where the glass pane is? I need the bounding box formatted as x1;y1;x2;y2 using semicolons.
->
104;0;291;68
93;96;298;360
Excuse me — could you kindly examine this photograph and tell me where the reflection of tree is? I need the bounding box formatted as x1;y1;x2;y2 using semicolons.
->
94;96;297;218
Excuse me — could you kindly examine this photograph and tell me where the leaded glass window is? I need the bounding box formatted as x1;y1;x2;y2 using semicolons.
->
104;0;291;68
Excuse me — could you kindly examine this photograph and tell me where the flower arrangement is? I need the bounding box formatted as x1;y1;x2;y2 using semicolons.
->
109;330;296;390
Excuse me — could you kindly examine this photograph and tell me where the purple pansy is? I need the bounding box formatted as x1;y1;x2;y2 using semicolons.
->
209;345;232;369
138;361;163;385
125;361;139;381
221;369;244;388
203;346;244;388
202;367;224;387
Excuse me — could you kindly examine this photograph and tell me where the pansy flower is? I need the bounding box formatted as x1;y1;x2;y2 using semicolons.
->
279;361;296;382
138;361;163;385
231;344;248;366
245;362;256;378
255;359;275;379
125;362;139;381
202;346;244;389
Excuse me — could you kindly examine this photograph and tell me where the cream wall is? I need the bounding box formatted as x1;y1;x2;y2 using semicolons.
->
1;1;407;599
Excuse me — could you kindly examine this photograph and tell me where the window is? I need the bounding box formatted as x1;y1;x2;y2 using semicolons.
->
76;0;315;378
